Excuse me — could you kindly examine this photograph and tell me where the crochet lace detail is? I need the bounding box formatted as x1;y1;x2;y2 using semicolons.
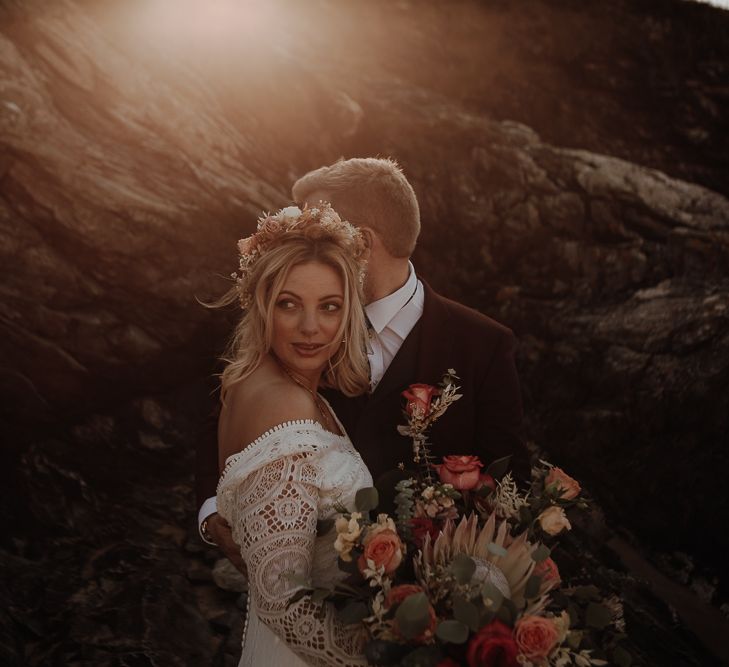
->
217;422;371;666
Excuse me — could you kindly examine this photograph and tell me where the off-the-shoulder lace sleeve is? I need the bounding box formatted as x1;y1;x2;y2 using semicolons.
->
220;452;367;666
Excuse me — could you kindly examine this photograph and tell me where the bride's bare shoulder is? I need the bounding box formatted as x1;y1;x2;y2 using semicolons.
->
218;360;318;466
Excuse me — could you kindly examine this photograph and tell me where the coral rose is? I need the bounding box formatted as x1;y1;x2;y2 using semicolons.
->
402;383;439;417
533;557;561;586
537;506;571;536
432;455;484;491
467;620;519;667
545;467;581;500
514;615;560;663
358;529;404;575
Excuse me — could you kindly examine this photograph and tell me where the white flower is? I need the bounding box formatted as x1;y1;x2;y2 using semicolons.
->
278;205;302;220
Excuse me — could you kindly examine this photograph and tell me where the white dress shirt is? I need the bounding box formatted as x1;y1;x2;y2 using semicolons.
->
365;262;424;391
198;263;425;540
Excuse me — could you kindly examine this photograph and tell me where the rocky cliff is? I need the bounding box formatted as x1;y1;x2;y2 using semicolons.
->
1;0;728;664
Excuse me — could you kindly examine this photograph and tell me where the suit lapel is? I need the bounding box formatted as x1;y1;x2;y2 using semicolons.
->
414;280;454;384
363;280;454;410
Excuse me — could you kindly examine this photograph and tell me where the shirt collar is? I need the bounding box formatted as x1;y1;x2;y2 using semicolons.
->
365;262;418;334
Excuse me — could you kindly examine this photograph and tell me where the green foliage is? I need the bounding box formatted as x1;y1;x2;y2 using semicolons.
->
525;574;543;600
453;594;481;631
436;619;469;644
355;487;379;513
449;553;476;584
487;542;508;558
336;600;370;625
586;602;613;629
481;582;504;611
394;592;432;639
485;455;512;479
532;544;551;563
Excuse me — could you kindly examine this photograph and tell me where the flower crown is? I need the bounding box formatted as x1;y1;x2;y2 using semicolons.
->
232;203;366;310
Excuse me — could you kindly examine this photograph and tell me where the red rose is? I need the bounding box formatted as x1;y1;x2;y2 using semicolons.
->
410;518;441;548
403;383;439;417
533;557;561;586
467;620;519;667
432;455;484;491
437;660;461;667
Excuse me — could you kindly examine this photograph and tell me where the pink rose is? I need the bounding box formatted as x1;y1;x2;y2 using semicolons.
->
237;236;256;255
467;620;519;667
545;467;581;500
432;455;484;491
402;383;439;417
533;557;561;586
357;529;404;575
514;615;559;663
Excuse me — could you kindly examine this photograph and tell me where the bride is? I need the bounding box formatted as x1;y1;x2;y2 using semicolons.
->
215;204;371;666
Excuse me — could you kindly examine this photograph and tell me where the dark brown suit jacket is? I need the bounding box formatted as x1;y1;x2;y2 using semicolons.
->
196;282;526;508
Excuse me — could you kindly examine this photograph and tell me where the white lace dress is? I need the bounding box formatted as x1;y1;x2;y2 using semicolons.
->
216;419;373;667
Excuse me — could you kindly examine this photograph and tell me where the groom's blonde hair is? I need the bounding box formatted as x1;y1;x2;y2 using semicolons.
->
292;157;420;258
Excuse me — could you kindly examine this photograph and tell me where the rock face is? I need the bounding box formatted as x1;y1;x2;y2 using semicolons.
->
1;0;728;663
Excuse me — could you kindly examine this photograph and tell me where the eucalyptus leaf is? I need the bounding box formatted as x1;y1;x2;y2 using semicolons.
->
613;645;633;667
586;602;612;629
316;518;334;536
519;506;533;525
481;582;504;610
337;600;370;625
337;556;360;575
532;544;551;563
355;487;379;513
495;597;515;625
449;553;476;585
487;542;508;558
311;588;331;605
573;585;601;602
567;629;583;650
436;620;469;644
394;592;431;639
485;455;512;480
286;588;309;608
453;596;480;631
364;640;409;665
400;645;444;667
525;574;543;600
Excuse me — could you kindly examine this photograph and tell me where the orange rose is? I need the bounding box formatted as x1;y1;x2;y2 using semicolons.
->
357;529;404;575
432;455;484;490
514;615;559;663
402;383;439;417
545;467;581;500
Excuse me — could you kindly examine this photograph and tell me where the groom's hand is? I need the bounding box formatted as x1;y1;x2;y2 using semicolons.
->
206;513;248;576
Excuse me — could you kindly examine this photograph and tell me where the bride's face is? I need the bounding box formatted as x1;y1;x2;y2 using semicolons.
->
270;261;345;382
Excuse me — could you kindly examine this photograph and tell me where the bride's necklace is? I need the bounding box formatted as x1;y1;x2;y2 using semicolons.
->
277;360;338;434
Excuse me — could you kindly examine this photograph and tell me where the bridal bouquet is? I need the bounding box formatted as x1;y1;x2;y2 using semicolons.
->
291;371;632;667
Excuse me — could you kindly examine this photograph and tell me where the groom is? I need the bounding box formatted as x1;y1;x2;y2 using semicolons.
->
196;157;527;563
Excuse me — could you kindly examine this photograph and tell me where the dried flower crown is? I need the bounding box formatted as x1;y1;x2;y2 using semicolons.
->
232;203;366;310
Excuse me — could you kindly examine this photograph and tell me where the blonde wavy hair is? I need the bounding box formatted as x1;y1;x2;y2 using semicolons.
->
215;223;370;403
